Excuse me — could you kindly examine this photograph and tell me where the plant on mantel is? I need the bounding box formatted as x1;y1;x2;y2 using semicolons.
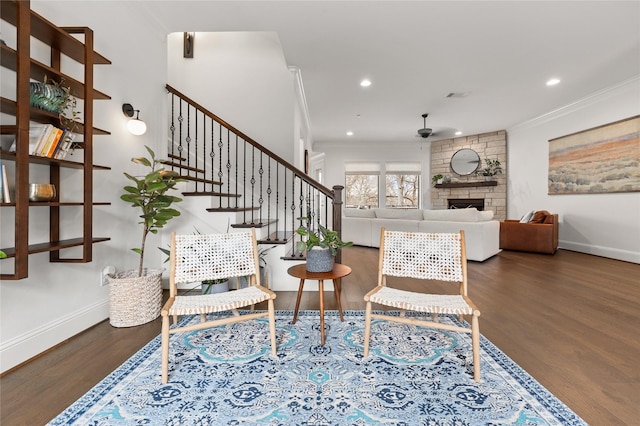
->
476;158;503;177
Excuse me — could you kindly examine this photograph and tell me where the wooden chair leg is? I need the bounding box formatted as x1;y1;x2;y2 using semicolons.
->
471;314;481;382
268;299;277;356
161;314;170;384
364;301;372;357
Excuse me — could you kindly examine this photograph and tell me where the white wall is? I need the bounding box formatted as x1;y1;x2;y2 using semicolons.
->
506;77;640;263
166;31;294;163
0;1;170;373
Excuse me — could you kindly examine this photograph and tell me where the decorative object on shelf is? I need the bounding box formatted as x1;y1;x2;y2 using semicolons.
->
120;145;184;277
28;183;56;202
122;103;147;135
29;80;68;114
450;148;480;175
296;217;352;272
0;250;7;259
432;174;444;185
476;158;503;181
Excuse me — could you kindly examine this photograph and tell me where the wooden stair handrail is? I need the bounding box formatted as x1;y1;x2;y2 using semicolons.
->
165;84;335;199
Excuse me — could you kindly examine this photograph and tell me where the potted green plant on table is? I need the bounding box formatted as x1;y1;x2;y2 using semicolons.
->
107;146;184;327
296;217;352;272
477;158;503;181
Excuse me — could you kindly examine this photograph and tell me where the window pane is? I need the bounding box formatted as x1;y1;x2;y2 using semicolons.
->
385;174;420;208
345;174;379;209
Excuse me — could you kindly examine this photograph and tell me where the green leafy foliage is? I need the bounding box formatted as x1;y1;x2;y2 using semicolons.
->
477;158;503;177
296;217;352;256
121;145;184;276
0;250;7;259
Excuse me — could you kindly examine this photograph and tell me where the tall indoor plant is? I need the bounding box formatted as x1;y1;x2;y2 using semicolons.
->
108;146;183;327
121;145;183;277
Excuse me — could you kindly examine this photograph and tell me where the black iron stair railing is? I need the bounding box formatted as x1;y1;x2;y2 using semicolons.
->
165;84;343;259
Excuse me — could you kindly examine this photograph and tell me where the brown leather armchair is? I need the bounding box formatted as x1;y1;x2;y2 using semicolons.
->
500;211;558;254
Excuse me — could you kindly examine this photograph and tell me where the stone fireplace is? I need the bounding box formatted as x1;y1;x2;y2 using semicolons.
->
430;130;506;221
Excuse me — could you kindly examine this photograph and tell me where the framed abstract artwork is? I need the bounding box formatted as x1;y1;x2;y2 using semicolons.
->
548;115;640;194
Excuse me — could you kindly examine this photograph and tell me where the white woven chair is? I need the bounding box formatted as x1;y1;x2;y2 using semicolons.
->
363;228;481;382
161;230;277;383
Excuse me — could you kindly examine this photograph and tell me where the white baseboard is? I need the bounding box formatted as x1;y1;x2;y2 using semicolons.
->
560;241;640;264
0;300;109;374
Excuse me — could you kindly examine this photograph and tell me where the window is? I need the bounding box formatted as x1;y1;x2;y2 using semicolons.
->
345;162;379;209
385;162;420;209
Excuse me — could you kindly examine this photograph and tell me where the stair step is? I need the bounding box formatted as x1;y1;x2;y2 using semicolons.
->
231;219;278;229
257;231;294;245
168;153;186;161
160;160;204;174
282;253;306;261
206;206;258;212
179;175;222;185
185;192;241;198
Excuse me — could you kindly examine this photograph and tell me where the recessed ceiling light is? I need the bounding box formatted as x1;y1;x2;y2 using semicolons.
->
346;131;354;136
455;131;463;136
546;78;560;86
360;79;372;87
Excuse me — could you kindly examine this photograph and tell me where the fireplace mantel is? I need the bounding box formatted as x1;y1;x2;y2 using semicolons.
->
435;181;498;189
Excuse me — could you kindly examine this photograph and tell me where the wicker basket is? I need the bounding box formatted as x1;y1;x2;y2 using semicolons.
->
107;268;163;327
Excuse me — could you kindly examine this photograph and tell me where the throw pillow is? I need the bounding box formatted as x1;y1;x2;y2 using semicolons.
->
530;210;550;223
519;210;535;223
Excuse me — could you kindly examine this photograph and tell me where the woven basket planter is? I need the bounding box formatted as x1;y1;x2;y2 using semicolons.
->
107;268;163;328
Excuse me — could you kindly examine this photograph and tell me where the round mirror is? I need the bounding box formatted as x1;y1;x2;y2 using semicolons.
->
450;148;480;175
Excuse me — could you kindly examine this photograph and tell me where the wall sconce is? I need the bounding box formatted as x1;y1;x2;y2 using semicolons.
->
183;32;195;58
122;103;147;135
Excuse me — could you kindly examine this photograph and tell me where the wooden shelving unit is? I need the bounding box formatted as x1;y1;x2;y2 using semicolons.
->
0;0;111;280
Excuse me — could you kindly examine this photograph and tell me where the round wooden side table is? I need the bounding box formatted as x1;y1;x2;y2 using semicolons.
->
287;263;352;345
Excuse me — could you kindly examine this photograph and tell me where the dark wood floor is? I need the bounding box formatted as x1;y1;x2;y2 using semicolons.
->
1;247;638;425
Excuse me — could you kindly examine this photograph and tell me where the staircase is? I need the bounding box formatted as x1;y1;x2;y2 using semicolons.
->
164;84;344;265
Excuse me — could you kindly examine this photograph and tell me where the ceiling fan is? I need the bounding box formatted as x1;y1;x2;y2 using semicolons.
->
417;113;434;138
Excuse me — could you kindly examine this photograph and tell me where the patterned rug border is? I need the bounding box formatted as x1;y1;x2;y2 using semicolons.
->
49;310;586;425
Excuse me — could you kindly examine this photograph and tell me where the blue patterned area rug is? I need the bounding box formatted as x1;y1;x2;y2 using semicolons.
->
49;311;586;425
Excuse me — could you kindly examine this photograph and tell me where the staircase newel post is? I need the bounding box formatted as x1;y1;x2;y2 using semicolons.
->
332;185;344;264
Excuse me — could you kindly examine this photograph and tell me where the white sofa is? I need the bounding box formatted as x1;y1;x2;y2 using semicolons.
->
342;208;500;261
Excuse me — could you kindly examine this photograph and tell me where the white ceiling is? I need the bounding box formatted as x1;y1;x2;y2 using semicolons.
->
140;1;640;144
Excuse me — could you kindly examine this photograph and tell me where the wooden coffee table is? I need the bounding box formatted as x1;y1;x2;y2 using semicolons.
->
287;263;352;345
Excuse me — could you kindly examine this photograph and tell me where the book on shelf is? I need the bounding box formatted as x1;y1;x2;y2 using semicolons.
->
54;131;76;160
33;124;55;156
1;161;10;203
39;126;63;157
45;128;64;158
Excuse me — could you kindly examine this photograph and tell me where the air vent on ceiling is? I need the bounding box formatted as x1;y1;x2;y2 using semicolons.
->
446;92;471;98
